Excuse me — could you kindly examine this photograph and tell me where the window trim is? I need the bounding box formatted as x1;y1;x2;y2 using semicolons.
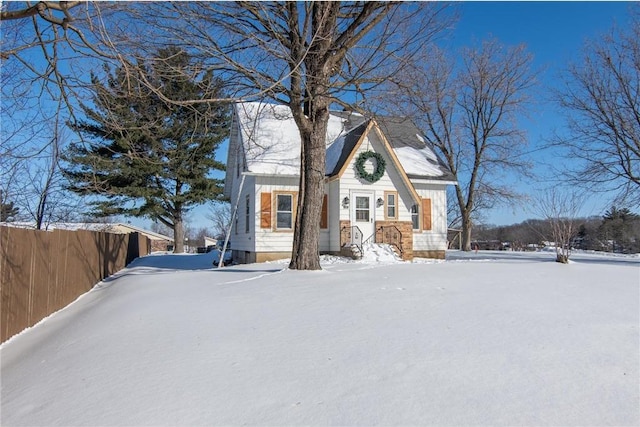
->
384;191;398;220
273;191;297;231
354;194;371;223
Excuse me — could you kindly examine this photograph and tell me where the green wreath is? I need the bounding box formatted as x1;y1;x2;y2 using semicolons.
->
355;151;386;183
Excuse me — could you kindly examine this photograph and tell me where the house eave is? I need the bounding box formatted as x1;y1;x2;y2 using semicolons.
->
242;172;300;179
410;178;458;186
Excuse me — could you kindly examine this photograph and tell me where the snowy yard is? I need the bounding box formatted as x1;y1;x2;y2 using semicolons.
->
1;249;638;426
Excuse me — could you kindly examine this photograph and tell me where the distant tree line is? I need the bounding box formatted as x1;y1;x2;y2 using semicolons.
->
472;207;640;254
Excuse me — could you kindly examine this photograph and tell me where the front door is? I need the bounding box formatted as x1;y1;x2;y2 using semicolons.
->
351;191;375;241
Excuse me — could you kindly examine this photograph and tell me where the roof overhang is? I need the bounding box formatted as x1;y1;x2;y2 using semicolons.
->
409;178;458;186
241;172;300;179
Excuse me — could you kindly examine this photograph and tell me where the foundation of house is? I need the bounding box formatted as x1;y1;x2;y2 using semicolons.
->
413;250;446;260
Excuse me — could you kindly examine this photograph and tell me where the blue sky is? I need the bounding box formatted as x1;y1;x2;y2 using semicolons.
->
446;1;635;225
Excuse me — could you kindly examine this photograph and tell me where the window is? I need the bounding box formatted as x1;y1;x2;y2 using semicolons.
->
385;191;397;220
276;194;293;229
355;196;370;222
411;204;420;230
245;194;250;233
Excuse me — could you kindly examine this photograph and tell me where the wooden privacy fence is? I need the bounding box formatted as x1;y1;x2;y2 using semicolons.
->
0;226;150;343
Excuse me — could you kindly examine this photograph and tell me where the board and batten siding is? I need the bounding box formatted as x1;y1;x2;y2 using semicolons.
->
326;180;342;252
336;134;416;228
252;176;299;254
412;183;448;251
253;176;331;256
229;174;256;253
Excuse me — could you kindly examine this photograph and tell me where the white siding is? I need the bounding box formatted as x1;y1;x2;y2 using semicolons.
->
233;174;334;255
326;180;342;252
253;176;300;254
338;134;416;226
229;175;256;252
319;228;330;252
412;183;449;251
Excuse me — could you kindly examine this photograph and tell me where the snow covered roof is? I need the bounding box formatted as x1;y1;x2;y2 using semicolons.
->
232;102;454;182
325;121;369;176
376;117;455;181
234;102;349;175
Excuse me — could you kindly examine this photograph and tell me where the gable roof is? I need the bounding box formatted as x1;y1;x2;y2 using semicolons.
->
231;101;455;183
325;121;369;176
326;119;423;206
376;117;456;182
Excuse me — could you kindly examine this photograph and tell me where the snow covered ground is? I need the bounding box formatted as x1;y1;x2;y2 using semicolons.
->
1;249;638;426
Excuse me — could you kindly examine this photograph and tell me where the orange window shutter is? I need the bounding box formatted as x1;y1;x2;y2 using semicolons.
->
260;193;271;228
320;194;328;229
422;198;432;231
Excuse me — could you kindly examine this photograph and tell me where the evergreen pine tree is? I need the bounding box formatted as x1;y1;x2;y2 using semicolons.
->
64;47;229;252
599;206;640;253
0;191;19;222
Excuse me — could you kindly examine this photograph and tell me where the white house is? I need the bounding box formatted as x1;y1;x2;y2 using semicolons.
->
223;102;457;263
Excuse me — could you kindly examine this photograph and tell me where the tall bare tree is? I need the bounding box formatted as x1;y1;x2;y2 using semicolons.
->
18;112;77;229
557;11;640;206
380;40;536;251
1;2;122;227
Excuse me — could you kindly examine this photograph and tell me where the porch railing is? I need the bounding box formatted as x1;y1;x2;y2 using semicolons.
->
350;226;364;254
378;225;403;257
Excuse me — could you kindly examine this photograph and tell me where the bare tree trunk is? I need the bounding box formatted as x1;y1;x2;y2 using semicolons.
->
35;143;58;230
35;191;48;230
290;105;330;270
288;2;336;270
461;213;473;252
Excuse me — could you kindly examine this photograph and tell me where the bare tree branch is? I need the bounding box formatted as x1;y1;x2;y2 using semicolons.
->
376;39;536;251
555;11;640;206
